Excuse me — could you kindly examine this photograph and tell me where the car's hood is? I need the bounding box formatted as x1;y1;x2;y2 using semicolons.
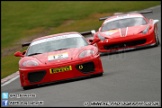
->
35;48;82;65
23;46;94;65
100;25;147;39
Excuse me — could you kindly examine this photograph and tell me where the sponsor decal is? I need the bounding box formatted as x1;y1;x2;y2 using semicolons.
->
50;65;72;74
105;29;118;36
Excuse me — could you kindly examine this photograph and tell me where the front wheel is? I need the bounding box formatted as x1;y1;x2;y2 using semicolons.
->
97;73;103;76
155;35;160;46
154;27;160;46
23;85;36;90
93;73;103;77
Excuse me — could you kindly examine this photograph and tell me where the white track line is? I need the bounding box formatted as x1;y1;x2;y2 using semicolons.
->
1;75;19;87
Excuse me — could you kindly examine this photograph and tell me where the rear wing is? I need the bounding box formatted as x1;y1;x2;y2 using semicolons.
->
99;10;153;21
80;30;96;36
22;42;31;47
99;16;111;21
138;10;153;14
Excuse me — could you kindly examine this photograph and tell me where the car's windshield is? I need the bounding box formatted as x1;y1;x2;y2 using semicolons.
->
26;34;88;56
101;17;147;32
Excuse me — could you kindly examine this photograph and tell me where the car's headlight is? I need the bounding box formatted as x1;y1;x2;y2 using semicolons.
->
79;50;95;58
141;26;149;34
98;33;105;41
22;60;39;67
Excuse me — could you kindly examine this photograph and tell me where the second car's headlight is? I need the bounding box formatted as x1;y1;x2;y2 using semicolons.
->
141;26;149;34
22;60;39;67
98;33;105;41
79;50;95;58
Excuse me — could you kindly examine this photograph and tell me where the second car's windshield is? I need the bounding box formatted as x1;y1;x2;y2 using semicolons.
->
26;34;88;56
101;17;147;32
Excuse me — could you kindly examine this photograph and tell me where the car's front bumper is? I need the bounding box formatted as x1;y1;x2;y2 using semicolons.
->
97;31;156;53
19;54;103;87
100;42;157;55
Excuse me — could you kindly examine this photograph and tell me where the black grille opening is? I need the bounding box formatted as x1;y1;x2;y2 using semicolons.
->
28;71;46;83
104;39;146;50
76;62;95;74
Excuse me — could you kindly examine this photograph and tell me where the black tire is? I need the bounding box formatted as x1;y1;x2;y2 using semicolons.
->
23;85;36;90
23;86;30;90
95;73;103;77
100;52;108;56
154;27;160;46
155;35;160;46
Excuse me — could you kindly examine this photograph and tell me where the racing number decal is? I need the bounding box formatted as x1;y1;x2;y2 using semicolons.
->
53;54;63;59
50;66;72;74
57;54;63;59
48;53;68;61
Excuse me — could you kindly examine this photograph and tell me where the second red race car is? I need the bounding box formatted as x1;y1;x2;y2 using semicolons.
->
89;11;159;54
14;32;103;90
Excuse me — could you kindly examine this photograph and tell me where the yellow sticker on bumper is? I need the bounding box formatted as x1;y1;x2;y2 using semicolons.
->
50;65;72;74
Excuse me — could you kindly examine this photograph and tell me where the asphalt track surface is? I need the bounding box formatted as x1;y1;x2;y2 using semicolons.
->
1;5;161;107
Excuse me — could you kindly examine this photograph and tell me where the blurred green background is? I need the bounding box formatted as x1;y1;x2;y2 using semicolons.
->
1;1;160;79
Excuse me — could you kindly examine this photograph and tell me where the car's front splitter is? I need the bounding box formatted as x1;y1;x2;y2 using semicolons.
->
99;42;158;55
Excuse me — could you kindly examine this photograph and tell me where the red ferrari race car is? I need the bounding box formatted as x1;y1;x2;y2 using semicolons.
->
14;32;103;90
88;10;160;54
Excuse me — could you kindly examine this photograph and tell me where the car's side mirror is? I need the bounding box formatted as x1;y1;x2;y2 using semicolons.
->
89;39;93;43
90;38;100;45
14;51;24;57
22;50;27;55
149;19;152;23
153;19;159;25
149;25;152;30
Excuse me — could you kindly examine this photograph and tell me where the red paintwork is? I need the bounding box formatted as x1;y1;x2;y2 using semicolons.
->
94;13;158;53
15;32;103;88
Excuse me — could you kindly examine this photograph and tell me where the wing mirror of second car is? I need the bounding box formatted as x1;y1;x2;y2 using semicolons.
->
90;38;100;45
149;26;152;30
14;51;25;57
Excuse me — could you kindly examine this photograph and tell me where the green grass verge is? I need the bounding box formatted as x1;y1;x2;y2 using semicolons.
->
1;1;160;79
